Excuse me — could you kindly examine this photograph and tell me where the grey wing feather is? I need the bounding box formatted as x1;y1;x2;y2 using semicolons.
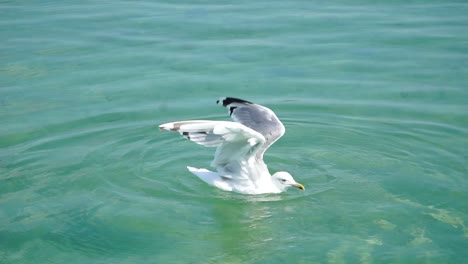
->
218;97;285;159
159;120;267;181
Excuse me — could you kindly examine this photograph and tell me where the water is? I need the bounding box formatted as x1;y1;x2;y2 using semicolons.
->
1;0;467;263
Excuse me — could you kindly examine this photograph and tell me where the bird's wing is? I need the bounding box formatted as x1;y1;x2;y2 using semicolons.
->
217;97;285;159
159;120;266;180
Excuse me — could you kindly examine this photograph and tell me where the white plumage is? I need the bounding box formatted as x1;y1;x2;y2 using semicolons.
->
159;97;304;194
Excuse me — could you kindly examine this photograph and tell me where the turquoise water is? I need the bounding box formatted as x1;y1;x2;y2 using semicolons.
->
1;0;467;263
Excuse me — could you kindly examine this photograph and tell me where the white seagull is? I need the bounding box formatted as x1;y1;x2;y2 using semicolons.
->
159;97;304;195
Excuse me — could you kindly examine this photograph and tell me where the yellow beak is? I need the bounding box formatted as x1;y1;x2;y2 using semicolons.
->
294;183;305;190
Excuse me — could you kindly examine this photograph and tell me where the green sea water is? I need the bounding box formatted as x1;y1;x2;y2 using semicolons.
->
1;1;467;263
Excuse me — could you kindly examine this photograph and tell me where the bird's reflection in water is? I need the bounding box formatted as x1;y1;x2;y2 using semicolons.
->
206;193;284;262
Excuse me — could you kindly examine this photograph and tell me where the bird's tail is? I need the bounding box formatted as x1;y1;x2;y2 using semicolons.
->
187;166;231;191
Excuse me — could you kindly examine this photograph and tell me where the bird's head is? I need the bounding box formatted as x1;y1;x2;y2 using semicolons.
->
272;171;304;192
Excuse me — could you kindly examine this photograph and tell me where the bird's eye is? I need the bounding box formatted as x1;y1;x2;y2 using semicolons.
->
281;179;287;182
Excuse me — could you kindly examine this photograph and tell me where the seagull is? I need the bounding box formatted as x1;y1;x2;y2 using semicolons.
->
159;97;304;195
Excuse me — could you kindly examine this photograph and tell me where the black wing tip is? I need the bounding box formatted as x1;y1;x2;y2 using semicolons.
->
216;97;253;107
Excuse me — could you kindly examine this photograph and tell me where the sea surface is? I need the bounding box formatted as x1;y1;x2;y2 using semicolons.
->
1;1;467;263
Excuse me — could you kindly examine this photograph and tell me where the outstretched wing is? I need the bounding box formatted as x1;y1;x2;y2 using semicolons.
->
217;97;285;159
159;120;266;179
